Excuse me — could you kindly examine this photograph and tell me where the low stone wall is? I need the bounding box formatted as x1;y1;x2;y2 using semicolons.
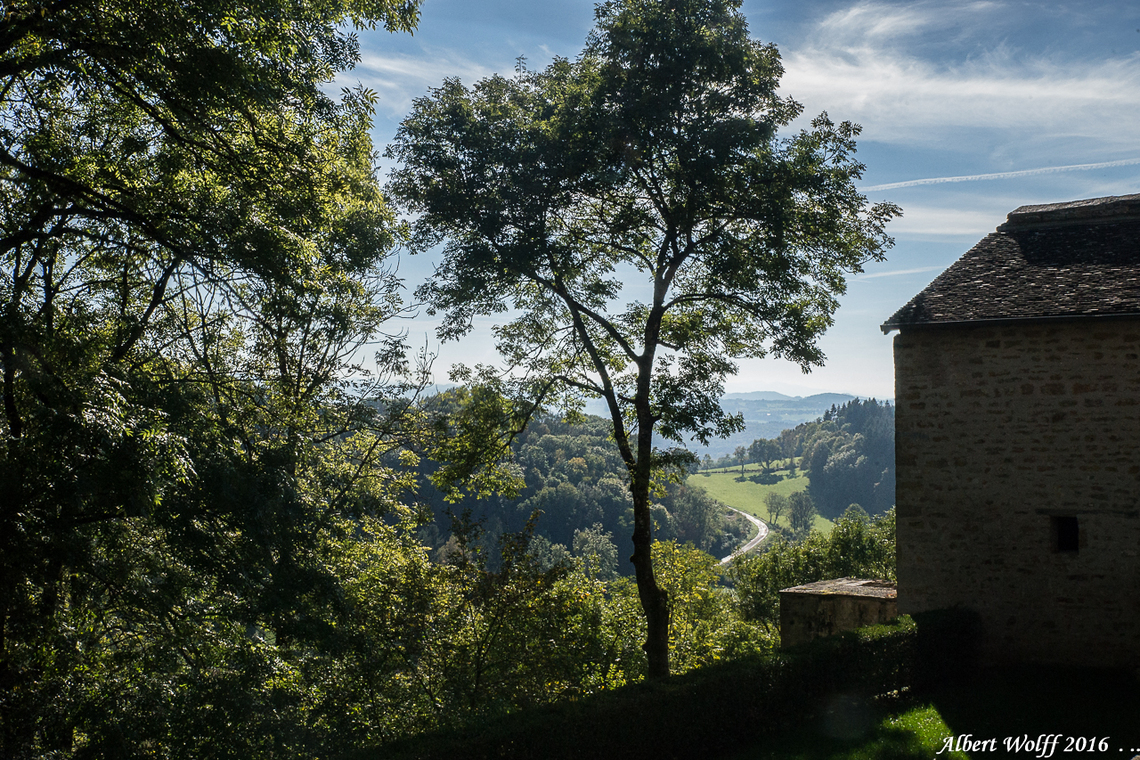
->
779;578;898;647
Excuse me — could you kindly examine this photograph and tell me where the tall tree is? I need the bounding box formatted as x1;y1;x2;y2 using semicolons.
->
764;492;788;527
734;445;749;476
387;0;898;678
1;0;421;753
750;438;779;473
788;491;817;535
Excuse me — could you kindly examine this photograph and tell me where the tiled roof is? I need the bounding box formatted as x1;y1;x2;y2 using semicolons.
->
881;194;1140;332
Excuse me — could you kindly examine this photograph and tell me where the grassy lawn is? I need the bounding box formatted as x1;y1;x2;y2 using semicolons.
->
731;666;1140;760
731;702;967;760
691;466;834;534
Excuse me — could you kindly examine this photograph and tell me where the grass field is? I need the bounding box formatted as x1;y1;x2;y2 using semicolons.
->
690;466;834;534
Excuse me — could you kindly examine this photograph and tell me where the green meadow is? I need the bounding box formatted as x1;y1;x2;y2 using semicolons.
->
691;466;834;534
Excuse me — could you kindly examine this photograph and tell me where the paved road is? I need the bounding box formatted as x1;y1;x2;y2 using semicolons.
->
719;508;769;565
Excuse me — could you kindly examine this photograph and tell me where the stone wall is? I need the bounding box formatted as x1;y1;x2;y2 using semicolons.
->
894;318;1140;669
779;578;898;648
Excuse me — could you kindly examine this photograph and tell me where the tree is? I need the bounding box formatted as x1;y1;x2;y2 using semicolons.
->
573;522;620;580
778;427;800;471
1;0;422;753
801;399;895;518
387;0;898;678
788;491;817;535
764;492;788;527
729;507;895;624
734;445;749;476
750;438;780;473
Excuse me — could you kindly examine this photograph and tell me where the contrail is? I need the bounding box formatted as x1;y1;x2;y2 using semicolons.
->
860;158;1140;192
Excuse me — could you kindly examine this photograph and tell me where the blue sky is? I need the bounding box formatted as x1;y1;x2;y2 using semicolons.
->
344;0;1140;399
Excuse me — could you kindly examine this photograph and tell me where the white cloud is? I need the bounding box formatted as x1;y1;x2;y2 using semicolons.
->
332;50;496;119
812;0;1001;45
779;2;1140;159
879;204;1002;238
861;158;1140;191
854;265;946;280
810;0;1007;46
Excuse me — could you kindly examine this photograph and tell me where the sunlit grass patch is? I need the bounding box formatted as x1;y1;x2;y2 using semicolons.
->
691;469;833;534
732;703;966;760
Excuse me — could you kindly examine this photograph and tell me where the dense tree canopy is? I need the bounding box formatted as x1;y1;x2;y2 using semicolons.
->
798;399;895;518
0;0;904;752
1;0;424;754
413;405;746;569
388;0;898;677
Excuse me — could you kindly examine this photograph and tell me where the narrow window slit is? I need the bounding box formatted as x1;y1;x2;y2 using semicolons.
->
1053;515;1079;553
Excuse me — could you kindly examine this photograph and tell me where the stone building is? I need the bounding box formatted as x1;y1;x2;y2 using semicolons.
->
881;194;1140;669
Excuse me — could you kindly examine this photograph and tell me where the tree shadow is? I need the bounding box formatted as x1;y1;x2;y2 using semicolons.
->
746;472;781;485
926;665;1140;755
730;695;947;759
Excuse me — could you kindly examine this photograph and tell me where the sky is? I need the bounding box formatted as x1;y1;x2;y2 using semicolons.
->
342;0;1140;399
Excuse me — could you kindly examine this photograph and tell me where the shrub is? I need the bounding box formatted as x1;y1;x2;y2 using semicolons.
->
728;507;895;623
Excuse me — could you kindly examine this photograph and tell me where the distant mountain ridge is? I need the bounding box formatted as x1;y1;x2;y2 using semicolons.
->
585;390;892;459
696;393;858;458
423;385;888;459
721;391;795;401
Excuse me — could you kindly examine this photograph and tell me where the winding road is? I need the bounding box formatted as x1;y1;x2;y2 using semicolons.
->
719;508;769;565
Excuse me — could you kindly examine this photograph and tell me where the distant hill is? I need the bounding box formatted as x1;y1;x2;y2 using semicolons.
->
721;391;796;401
695;393;865;458
585;390;890;458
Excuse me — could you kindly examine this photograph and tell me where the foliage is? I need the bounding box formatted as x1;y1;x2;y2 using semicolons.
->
649;541;775;673
413;405;738;570
750;438;782;472
359;614;969;760
737;399;895;518
787;491;817;536
765;492;788;525
729;507;896;624
387;0;898;677
308;514;648;746
802;399;895;517
0;0;426;755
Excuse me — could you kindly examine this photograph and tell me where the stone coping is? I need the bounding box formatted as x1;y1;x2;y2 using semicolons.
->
779;577;897;599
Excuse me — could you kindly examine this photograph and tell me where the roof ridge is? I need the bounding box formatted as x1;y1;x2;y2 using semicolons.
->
1000;194;1140;231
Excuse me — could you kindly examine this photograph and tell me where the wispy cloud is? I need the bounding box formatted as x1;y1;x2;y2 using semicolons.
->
812;0;1003;45
855;265;946;279
332;50;496;119
880;204;1005;237
779;1;1140;159
861;158;1140;191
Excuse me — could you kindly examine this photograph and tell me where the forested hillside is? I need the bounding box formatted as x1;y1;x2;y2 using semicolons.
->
415;398;752;573
800;399;895;517
706;398;895;520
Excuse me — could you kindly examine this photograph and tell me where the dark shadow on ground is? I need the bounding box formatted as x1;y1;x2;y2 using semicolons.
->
747;472;781;485
727;691;943;760
732;666;1140;760
928;665;1140;758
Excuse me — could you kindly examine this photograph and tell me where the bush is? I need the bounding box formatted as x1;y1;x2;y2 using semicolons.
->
728;507;895;623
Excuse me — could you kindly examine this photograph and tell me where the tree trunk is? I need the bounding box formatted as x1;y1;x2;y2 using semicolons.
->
630;483;670;679
629;347;670;678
